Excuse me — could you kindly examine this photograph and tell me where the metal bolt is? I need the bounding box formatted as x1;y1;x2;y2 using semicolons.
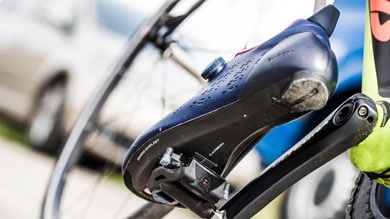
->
358;106;368;117
211;209;227;219
160;147;173;166
223;183;230;200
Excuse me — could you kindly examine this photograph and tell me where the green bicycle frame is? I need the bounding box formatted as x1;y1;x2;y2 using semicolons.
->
349;0;390;186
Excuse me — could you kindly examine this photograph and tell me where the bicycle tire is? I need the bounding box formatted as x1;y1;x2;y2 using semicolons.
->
126;203;174;219
41;0;265;217
41;1;198;218
346;173;390;219
282;153;358;219
40;0;278;218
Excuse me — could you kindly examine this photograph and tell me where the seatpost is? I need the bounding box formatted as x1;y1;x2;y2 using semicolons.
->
314;0;335;12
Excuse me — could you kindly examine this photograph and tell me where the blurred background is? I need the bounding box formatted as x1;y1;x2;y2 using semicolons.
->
0;0;365;218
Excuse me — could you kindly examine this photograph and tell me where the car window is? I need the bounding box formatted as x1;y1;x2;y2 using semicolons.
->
0;0;39;15
96;0;144;37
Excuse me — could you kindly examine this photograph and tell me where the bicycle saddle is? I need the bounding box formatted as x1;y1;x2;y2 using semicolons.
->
123;5;340;204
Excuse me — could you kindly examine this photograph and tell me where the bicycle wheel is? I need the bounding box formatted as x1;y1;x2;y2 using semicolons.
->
41;0;263;218
282;153;359;219
346;173;390;219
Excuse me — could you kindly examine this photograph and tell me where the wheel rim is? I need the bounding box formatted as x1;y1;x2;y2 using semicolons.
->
284;153;359;219
43;43;201;219
41;0;265;218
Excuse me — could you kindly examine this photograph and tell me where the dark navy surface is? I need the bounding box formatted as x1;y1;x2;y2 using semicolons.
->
256;0;365;166
123;18;332;170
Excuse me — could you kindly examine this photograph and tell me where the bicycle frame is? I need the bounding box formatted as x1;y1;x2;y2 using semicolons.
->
122;1;378;218
221;0;390;217
42;0;388;218
348;0;390;183
138;1;380;218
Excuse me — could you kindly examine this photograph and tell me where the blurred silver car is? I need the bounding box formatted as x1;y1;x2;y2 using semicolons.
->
0;0;144;153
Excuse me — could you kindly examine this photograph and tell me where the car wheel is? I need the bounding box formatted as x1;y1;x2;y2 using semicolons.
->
282;153;359;219
28;82;65;154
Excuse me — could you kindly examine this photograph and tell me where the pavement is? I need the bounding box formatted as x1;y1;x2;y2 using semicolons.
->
0;138;199;218
0;138;54;219
0;137;282;219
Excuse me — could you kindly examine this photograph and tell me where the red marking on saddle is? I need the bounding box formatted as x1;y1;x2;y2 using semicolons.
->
234;19;306;58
